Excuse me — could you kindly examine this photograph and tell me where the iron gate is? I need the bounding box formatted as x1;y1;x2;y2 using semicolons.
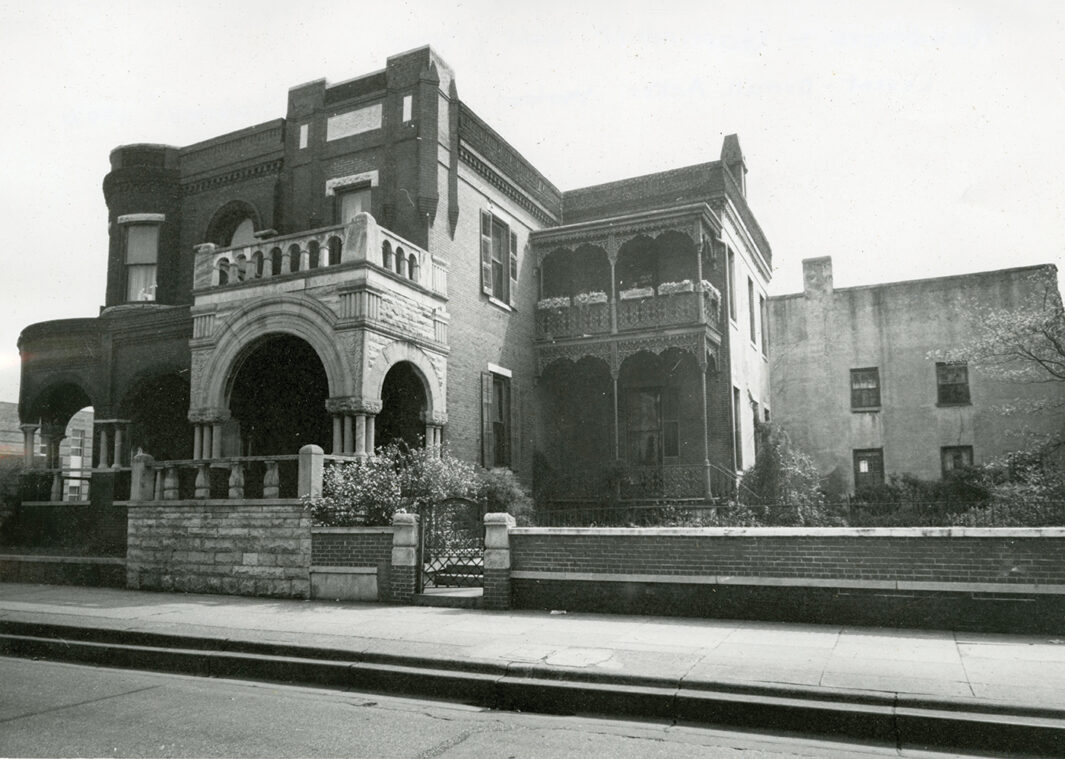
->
417;497;486;591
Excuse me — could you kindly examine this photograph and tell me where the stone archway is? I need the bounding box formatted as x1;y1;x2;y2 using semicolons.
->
376;362;428;450
227;334;331;456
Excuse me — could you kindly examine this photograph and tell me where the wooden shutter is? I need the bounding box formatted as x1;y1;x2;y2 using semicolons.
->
508;229;518;307
510;381;521;472
481;372;495;468
480;211;493;296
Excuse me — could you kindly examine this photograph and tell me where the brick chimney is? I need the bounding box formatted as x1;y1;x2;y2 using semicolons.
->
802;256;833;297
720;134;747;197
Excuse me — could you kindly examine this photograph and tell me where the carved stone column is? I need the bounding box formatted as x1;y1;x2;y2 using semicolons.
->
20;424;38;468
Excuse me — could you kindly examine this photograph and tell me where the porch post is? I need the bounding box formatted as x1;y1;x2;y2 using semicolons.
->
97;426;110;469
20;424;38;467
342;414;354;455
365;414;376;455
611;371;620;461
201;424;213;461
698;355;712;500
112;422;125;469
355;414;367;457
211;422;223;459
332;415;343;455
193;424;203;460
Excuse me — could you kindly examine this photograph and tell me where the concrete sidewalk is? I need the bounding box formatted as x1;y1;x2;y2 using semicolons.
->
2;582;1064;755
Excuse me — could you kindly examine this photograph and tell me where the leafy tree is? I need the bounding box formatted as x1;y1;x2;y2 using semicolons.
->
936;266;1065;453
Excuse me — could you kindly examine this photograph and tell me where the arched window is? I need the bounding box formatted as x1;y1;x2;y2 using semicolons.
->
287;244;300;273
235;254;248;282
382;241;393;270
270;248;282;276
217;258;230;286
395;247;406;276
328;237;342;266
308;240;320;269
251;251;264;279
408;253;418;282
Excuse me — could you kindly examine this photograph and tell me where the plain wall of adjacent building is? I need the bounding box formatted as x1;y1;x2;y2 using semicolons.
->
769;260;1065;491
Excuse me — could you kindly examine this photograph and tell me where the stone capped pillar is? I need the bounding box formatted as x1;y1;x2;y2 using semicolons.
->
390;511;419;603
483;512;515;610
20;424;38;467
326;397;382;457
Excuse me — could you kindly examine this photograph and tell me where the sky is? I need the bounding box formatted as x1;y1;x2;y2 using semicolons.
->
1;0;1063;404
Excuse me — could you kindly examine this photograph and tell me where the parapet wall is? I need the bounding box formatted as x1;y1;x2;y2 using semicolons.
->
508;527;1065;633
126;500;311;598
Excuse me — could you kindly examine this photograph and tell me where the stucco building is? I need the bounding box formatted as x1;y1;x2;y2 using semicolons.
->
14;46;771;525
769;257;1065;492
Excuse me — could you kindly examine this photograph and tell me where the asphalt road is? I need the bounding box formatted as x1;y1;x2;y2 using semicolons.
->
0;657;981;758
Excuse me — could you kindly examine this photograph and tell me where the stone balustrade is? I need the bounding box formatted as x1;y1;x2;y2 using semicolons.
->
192;213;447;299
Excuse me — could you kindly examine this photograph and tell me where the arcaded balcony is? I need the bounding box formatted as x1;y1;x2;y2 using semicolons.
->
192;213;448;299
535;285;721;341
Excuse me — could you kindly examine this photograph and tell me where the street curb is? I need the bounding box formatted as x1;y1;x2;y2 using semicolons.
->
1;620;1063;756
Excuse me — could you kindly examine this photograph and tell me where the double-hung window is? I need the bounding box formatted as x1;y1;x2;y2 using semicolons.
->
124;223;160;301
853;448;885;489
941;446;974;477
850;368;881;410
624;387;679;466
936;362;971;405
482;369;520;469
480;210;517;306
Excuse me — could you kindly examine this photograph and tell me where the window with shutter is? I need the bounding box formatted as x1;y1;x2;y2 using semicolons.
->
479;209;517;305
481;371;495;467
480;211;493;296
482;370;513;468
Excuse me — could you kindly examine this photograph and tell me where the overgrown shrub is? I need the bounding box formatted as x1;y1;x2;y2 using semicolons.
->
306;443;535;527
740;423;843;526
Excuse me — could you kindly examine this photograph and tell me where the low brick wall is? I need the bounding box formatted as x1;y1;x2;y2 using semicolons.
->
310;527;393;601
508;527;1065;633
127;500;311;598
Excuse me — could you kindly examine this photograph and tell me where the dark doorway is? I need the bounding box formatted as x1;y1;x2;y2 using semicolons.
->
229;334;330;456
122;374;191;462
376;362;427;450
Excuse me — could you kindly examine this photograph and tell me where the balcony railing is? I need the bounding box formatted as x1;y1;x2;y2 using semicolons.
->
534;286;721;341
193;213;447;298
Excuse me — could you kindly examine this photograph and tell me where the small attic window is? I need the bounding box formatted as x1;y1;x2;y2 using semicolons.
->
402;95;413;122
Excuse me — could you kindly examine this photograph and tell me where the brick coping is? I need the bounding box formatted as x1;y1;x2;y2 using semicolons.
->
311;526;394;534
511;526;1065;538
0;554;126;565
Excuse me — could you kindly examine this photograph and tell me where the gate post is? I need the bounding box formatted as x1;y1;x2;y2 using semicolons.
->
483;512;514;610
391;511;419;603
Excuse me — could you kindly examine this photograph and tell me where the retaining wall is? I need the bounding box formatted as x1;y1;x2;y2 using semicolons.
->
126;499;311;598
508;527;1065;633
310;527;393;601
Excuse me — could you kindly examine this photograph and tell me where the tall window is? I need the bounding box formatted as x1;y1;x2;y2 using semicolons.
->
936;362;971;405
624;387;678;466
69;429;85;457
759;294;768;356
336;185;371;224
853;448;884;489
479;210;517;306
850;368;881;410
941;446;974;477
125;224;159;301
482;371;516;469
748;277;756;343
727;248;737;321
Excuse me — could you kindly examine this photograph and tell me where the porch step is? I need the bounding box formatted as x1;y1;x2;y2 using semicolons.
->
412;588;484;609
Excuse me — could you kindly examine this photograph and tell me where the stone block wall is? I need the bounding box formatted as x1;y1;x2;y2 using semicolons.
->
127;499;311;598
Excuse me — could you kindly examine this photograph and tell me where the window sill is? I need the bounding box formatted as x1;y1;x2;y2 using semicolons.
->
487;296;514;313
936;402;972;408
851;407;881;413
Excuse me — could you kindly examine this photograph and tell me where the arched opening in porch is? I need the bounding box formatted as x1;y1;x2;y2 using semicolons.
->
539;245;611;300
120;373;191;463
22;382;95;502
376;361;428;451
228;334;331;456
615;232;699;294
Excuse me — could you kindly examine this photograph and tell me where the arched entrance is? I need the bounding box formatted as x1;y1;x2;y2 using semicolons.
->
376;362;427;450
228;334;330;455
